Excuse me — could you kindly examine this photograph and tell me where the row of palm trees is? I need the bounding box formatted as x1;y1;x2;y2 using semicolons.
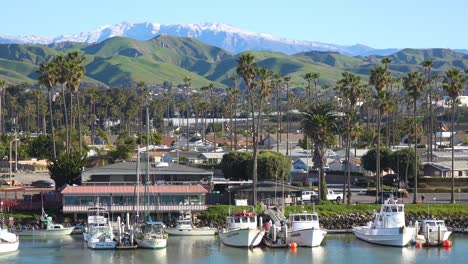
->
1;50;467;205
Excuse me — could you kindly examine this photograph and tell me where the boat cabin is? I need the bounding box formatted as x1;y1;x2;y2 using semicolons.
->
372;202;406;228
288;212;320;231
87;207;110;227
419;219;448;233
226;211;258;230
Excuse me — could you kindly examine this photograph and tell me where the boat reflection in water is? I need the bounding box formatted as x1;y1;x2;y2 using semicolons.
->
168;235;216;255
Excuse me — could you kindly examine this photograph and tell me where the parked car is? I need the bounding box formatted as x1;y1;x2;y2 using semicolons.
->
31;180;55;188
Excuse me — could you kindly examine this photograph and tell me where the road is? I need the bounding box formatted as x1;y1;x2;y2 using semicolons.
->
348;191;468;204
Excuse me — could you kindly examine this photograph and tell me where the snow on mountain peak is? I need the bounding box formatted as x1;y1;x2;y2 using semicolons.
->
0;21;390;56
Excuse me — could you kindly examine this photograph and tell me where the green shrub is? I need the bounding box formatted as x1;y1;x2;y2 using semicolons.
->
291;182;303;187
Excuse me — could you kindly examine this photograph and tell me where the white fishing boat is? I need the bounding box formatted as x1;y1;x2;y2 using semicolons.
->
135;221;167;249
0;202;19;254
287;212;327;247
0;227;19;255
218;211;265;248
352;201;415;247
14;216;73;236
165;212;217;236
416;219;452;246
84;207;116;249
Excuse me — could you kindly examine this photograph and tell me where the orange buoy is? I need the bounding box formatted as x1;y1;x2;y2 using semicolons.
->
415;241;423;248
442;240;452;247
289;242;297;249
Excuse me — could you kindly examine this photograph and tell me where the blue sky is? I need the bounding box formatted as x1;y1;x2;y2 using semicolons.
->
1;0;466;49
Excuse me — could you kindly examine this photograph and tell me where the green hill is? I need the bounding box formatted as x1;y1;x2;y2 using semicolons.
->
0;36;466;88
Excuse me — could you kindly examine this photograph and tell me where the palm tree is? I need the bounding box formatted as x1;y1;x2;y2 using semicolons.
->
208;82;215;151
273;73;282;153
38;60;59;159
381;57;392;70
200;85;209;145
301;102;338;201
303;73;313;107
422;60;434;162
403;71;425;204
0;79;5;134
183;76;191;151
312;73;320;98
284;76;291;156
236;54;259;204
64;52;86;153
336;72;364;204
442;68;466;204
230;76;240;150
370;65;391;201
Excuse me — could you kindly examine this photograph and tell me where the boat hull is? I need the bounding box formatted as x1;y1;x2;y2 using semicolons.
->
288;228;327;247
219;228;265;247
15;227;74;236
353;226;415;247
165;228;217;236
135;238;167;249
87;239;117;249
0;241;19;255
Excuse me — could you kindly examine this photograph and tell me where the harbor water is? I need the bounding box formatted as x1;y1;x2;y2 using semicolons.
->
1;234;466;264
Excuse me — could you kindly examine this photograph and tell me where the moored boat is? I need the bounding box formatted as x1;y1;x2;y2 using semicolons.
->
0;227;19;255
135;221;167;249
165;212;217;236
352;201;415;247
287;212;327;247
218;211;265;248
14;216;73;236
84;207;116;249
415;219;452;246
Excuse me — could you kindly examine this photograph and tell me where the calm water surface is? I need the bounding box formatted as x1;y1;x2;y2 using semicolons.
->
1;234;466;264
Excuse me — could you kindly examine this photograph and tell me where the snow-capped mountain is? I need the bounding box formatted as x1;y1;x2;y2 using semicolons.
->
0;21;397;56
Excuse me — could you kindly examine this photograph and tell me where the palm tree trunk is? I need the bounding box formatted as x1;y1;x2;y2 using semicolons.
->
376;103;381;203
249;90;257;205
346;120;352;204
413;99;418;204
48;89;57;159
77;92;82;154
429;76;433;161
286;84;290;157
450;99;455;203
234;94;238;150
61;84;69;153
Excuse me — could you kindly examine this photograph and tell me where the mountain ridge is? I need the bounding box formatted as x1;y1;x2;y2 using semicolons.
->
0;35;467;88
0;21;399;56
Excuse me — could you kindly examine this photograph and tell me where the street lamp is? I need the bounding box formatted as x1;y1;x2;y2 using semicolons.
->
9;138;19;186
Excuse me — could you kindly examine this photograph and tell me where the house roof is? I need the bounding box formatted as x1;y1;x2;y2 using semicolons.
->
199;152;226;159
162;136;175;146
424;160;468;171
228;181;307;193
62;184;208;195
81;161;213;178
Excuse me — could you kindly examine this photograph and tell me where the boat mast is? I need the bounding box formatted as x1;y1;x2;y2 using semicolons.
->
145;88;151;219
136;148;140;220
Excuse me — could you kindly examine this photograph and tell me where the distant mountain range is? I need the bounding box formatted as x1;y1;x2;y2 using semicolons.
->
1;33;467;88
0;22;404;56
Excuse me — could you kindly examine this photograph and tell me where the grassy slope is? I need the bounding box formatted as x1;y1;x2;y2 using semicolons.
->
1;37;468;88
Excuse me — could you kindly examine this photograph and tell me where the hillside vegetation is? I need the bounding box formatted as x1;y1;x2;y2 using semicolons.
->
1;35;467;87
